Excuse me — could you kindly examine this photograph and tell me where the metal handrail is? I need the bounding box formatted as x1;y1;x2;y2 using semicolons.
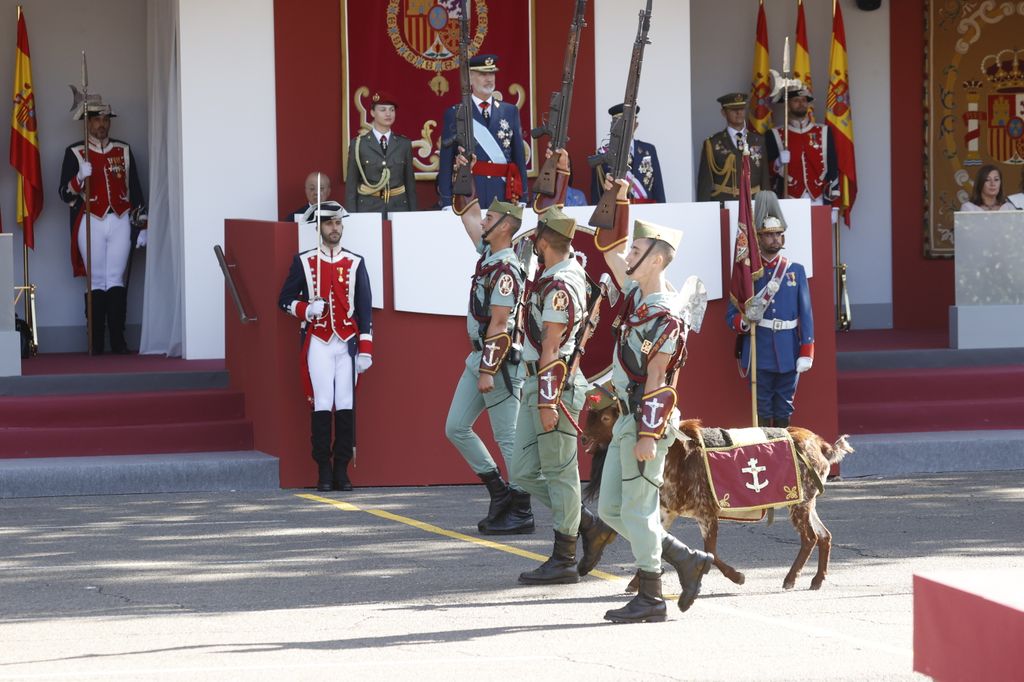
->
214;245;257;323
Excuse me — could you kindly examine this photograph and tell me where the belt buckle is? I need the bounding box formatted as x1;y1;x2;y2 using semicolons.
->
772;319;784;331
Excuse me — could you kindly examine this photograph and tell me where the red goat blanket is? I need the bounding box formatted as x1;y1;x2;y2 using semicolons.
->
698;427;803;514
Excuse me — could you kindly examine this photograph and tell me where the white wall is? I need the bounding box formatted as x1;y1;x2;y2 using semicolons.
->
689;0;892;328
594;0;693;203
0;0;148;351
178;0;277;359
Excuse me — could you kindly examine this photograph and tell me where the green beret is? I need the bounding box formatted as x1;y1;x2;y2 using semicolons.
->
487;198;523;222
633;219;682;251
537;207;577;240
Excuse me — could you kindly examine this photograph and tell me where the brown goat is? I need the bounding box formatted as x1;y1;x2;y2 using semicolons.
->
583;404;853;591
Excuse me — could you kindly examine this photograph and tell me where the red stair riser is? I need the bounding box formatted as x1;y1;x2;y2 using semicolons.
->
0;420;254;458
838;399;1024;434
838;366;1024;405
0;390;245;428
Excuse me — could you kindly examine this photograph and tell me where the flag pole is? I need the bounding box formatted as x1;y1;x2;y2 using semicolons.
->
81;51;94;355
750;324;758;426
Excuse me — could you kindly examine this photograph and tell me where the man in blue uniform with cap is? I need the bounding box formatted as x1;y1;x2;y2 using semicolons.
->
725;190;814;427
591;104;665;205
438;54;528;209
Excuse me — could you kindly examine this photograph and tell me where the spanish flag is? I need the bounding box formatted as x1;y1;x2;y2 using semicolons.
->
10;6;43;249
748;0;772;135
793;0;814;120
826;0;857;225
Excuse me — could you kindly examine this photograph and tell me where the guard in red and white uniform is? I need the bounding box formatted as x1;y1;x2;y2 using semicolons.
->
766;89;839;205
58;102;147;354
278;201;373;491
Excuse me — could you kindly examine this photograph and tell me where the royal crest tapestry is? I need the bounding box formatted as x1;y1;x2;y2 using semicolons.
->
926;1;1024;257
341;0;537;183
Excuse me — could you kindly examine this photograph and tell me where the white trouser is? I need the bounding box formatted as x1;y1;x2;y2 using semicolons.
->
78;212;132;290
307;334;354;411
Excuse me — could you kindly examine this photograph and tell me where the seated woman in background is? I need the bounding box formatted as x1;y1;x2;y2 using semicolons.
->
961;164;1015;211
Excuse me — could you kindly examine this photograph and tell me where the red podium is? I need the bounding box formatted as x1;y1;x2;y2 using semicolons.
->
223;210;838;489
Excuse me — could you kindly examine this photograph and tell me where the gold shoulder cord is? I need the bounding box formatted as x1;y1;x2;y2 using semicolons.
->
355;132;392;204
705;138;738;196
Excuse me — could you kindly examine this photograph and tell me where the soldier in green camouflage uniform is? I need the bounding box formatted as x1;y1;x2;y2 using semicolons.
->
592;179;714;623
512;206;614;585
445;198;534;535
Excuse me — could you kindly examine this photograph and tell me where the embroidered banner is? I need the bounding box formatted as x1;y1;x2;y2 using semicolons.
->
700;432;803;513
341;0;537;183
926;2;1024;257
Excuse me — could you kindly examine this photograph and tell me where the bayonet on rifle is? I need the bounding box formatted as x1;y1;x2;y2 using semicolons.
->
588;0;653;229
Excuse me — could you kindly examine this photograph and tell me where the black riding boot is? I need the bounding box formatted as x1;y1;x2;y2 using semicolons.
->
481;489;535;535
578;505;617;576
106;286;130;354
661;534;714;612
332;409;354;491
310;410;333;491
477;469;513;531
774;417;790;428
604;569;667;623
85;290;107;355
518;530;579;585
758;415;774;428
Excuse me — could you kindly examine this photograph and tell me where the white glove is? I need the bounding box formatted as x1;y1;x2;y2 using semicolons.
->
796;356;813;374
780;150;791;165
304;299;326;321
356;353;373;374
77;161;93;183
135;230;148;249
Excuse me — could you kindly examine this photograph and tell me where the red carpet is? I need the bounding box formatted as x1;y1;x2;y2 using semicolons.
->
22;353;225;376
838;365;1024;434
0;389;253;458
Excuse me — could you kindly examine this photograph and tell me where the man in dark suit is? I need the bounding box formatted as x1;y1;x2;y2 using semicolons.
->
438;55;528;209
345;91;417;215
591;104;665;205
283;172;332;222
696;93;771;203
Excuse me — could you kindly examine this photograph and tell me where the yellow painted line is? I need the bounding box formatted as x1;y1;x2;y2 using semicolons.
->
296;492;621;582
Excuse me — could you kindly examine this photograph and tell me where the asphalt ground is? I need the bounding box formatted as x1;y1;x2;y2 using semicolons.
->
1;471;1022;681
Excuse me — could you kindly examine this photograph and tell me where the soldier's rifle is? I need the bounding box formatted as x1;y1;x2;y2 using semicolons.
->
442;0;476;212
588;0;652;230
531;0;588;197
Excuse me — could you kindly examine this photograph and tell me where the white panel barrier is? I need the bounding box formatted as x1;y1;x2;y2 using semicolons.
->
724;198;814;279
297;215;386;309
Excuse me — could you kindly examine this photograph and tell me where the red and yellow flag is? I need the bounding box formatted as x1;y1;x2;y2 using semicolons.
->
793;0;814;120
729;153;764;314
748;0;772;134
826;0;857;226
10;7;43;249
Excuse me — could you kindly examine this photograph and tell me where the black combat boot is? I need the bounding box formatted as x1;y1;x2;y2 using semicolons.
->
578;505;617;576
477;469;513;531
310;411;333;492
518;530;579;585
481;489;535;535
85;290;107;355
774;417;790;428
661;534;714;612
758;415;774;428
332;409;354;491
604;569;667;623
106;286;130;354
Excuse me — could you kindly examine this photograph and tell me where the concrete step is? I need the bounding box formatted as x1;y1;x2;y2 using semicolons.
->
0;451;280;498
842;430;1024;478
0;369;229;397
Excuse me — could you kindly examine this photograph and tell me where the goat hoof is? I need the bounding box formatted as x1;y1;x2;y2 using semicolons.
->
810;577;825;590
782;579;796;590
734;572;746;585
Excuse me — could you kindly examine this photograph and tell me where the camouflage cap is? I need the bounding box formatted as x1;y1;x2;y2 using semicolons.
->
487;197;523;222
585;381;617;412
753;190;787;233
633;219;682;251
537;206;577;240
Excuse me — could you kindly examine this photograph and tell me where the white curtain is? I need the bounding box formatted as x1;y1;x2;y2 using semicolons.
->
140;0;184;356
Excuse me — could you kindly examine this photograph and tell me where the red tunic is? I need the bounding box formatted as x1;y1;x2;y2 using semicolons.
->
772;123;827;201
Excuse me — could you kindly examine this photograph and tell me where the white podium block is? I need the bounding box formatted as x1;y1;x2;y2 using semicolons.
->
950;211;1024;349
0;234;22;376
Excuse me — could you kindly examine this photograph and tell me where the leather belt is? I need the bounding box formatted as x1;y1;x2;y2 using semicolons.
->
472;340;482;351
758;318;798;331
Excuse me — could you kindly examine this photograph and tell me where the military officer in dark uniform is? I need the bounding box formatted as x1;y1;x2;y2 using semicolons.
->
725;191;814;428
438;54;528;209
345;92;417;215
591;104;665;205
696;93;771;203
